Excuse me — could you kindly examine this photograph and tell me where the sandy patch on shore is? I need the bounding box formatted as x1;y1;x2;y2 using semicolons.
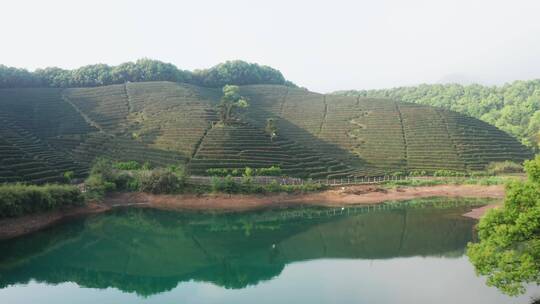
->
105;184;504;211
462;204;501;219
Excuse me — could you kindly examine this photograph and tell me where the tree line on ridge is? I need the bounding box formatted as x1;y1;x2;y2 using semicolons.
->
0;59;296;89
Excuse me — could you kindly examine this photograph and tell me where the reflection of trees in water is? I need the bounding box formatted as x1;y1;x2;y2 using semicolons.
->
0;200;480;296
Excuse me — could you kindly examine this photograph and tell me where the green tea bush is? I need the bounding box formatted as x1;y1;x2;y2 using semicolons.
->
268;180;325;193
209;176;324;194
524;155;540;183
212;175;250;193
240;175;255;192
138;169;184;194
206;166;282;177
383;179;445;187
113;161;142;170
256;165;282;176
84;174;116;201
384;176;511;188
142;162;152;170
433;170;467;177
211;175;240;193
486;161;523;175
206;168;231;177
85;158;188;197
210;176;222;191
293;181;325;192
0;183;84;218
409;170;427;177
265;180;282;192
470;171;489;177
244;167;254;177
167;164;185;175
474;176;507;186
126;177;141;192
63;171;75;183
90;157;115;181
113;172;136;190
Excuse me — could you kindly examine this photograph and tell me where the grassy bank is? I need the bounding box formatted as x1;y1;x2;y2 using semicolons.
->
381;176;521;188
0;183;84;218
208;175;326;194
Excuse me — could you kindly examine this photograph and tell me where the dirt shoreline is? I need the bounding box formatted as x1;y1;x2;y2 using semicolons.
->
0;184;504;240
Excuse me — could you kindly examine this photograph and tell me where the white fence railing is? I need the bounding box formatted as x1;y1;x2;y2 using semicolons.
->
187;175;423;186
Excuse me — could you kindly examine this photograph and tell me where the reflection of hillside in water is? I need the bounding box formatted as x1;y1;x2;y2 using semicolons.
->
0;201;479;296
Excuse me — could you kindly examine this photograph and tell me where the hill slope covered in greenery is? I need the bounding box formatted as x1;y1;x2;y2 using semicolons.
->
334;80;540;149
0;81;531;183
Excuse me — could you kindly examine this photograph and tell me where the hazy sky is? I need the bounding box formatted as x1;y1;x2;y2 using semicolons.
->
2;0;540;92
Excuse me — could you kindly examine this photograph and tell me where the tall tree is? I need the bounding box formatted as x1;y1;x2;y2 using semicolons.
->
218;85;249;123
467;156;540;296
0;65;41;88
265;118;278;141
193;60;293;87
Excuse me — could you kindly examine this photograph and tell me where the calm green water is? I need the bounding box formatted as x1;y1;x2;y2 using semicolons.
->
0;198;538;303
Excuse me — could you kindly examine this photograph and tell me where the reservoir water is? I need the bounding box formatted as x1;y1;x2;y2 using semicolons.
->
0;198;538;303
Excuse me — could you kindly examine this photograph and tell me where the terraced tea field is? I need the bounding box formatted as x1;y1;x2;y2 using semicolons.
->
239;85;531;176
0;82;532;183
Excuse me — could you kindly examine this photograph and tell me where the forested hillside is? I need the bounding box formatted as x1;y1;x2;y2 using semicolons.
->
0;59;295;89
334;80;540;149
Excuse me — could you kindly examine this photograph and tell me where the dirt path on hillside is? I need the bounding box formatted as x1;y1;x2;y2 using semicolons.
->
0;184;504;240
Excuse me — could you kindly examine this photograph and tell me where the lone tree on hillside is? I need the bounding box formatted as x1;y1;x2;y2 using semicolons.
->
265;118;278;141
218;85;249;123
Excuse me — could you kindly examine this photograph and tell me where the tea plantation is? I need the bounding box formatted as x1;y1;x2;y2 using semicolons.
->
0;82;532;183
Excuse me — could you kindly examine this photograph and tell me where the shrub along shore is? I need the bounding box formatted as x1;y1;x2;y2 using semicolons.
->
0;183;83;218
84;159;326;202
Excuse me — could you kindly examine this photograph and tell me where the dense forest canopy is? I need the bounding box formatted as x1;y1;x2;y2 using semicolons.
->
0;59;296;89
193;60;294;87
334;81;540;149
